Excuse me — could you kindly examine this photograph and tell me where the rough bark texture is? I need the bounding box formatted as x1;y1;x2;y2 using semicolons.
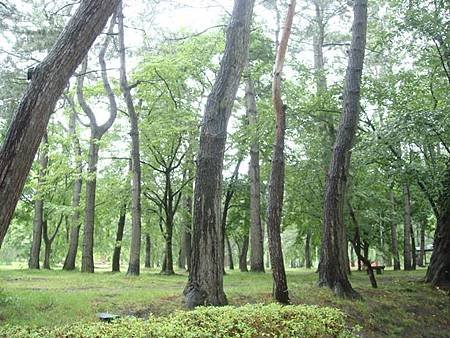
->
239;235;249;272
389;190;401;270
118;3;142;277
112;204;126;272
266;0;296;305
426;160;450;287
63;107;83;271
245;77;264;273
184;0;254;309
0;0;119;249
79;16;118;273
318;0;367;299
29;134;48;269
403;183;413;270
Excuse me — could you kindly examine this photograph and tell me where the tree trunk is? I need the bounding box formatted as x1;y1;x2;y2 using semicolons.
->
0;0;120;249
389;190;401;270
226;234;234;270
29;134;48;269
410;218;417;270
305;229;312;269
81;138;99;273
63;102;83;271
79;17;118;273
42;214;63;270
112;204;126;272
245;76;265;273
145;234;152;268
403;182;413;271
184;0;254;309
318;0;367;299
426;160;450;287
418;220;425;267
266;0;296;305
118;3;142;277
182;195;192;271
239;235;249;272
161;220;175;275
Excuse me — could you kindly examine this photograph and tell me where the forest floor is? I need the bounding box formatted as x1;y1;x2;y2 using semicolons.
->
0;266;448;337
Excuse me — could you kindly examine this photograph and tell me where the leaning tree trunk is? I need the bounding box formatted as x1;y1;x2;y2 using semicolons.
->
403;182;413;271
245;76;265;273
389;190;401;270
29;134;48;269
63;107;83;271
184;0;255;309
318;0;367;299
0;0;119;250
426;160;450;287
239;235;249;272
112;204;126;272
118;3;142;277
266;0;296;305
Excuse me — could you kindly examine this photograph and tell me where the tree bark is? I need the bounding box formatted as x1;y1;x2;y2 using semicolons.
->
226;234;234;270
389;190;401;270
0;0;120;249
245;76;265;273
318;0;367;299
63;106;83;271
112;204;126;272
266;0;296;305
184;0;254;308
79;16;118;273
418;220;425;267
182;195;192;271
118;3;142;277
403;182;413;270
426;160;450;287
145;234;152;268
305;229;312;269
42;214;63;269
239;234;249;272
29;133;48;269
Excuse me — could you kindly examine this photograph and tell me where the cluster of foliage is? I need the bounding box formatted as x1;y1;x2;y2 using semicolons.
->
0;304;350;338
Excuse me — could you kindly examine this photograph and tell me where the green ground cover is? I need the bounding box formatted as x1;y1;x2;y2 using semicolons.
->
0;267;448;337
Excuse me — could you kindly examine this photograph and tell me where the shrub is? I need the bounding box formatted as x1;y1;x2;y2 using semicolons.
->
0;303;352;337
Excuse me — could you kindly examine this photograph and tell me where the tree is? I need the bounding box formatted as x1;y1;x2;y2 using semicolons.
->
117;2;142;277
245;76;265;273
0;0;120;250
426;160;450;287
266;0;296;305
318;0;367;299
28;133;48;269
63;99;83;271
78;15;118;273
184;0;255;308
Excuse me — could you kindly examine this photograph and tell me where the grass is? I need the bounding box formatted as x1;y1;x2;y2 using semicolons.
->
0;266;448;337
